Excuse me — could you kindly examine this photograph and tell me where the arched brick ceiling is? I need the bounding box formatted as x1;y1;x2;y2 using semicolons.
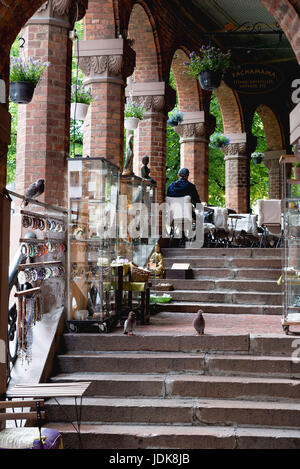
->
214;81;244;134
128;2;159;82
256;104;284;150
171;49;202;112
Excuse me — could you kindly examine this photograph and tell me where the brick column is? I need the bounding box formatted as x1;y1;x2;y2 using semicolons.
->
15;0;87;206
0;82;11;396
174;111;209;204
223;133;249;213
263;150;284;199
78;38;135;168
126;82;176;204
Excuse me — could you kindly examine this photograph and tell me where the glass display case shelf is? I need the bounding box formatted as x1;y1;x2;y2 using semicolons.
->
281;154;300;333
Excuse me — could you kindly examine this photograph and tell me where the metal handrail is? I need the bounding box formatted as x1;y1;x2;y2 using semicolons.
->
7;231;36;384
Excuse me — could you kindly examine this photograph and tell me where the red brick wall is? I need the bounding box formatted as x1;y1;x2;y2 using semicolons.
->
181;140;208;203
225;156;249;213
133;114;166;204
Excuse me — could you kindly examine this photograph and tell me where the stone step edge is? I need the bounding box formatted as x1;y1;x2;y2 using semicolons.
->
44;396;300;409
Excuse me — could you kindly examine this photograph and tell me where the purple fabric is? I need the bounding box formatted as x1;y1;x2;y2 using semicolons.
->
32;428;63;449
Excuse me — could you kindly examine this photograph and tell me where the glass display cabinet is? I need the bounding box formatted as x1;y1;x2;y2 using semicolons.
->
67;157;120;332
117;174;158;323
280;155;300;334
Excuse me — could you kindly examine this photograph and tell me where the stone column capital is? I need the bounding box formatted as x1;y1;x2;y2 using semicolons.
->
126;82;176;115
263;150;285;172
28;0;87;28
78;39;136;85
175;122;207;143
222;133;247;158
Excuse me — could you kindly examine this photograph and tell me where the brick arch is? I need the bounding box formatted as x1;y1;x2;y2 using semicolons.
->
171;48;202;112
127;1;160;82
260;0;300;64
214;81;244;134
255;104;284;150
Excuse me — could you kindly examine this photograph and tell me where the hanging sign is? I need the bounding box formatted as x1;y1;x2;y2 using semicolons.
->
224;63;283;94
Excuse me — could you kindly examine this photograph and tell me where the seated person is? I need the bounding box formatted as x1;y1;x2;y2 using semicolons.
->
167;168;201;207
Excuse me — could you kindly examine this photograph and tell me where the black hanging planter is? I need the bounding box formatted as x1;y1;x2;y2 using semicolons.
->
9;81;36;104
198;71;222;91
252;156;263;165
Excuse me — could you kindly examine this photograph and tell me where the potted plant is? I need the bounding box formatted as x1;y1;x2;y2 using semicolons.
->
167;109;184;127
124;100;145;130
251;152;264;165
210;133;230;149
71;83;94;120
9;56;50;104
185;46;231;91
293;162;300;180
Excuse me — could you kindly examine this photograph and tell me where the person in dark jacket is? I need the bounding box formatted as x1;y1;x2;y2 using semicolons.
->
167;168;201;207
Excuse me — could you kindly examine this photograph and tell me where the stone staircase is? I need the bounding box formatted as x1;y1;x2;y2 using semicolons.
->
159;248;283;315
44;327;300;449
42;246;300;449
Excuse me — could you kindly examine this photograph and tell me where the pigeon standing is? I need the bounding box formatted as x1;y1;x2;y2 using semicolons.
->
124;311;136;335
193;310;205;335
23;179;45;207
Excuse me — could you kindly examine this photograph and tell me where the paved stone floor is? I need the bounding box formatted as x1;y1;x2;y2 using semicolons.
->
112;312;300;336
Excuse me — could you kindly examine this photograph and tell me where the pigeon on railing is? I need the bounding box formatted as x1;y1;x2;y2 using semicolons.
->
23;179;45;207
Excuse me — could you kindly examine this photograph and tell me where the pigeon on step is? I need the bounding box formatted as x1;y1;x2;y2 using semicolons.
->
124;311;136;335
193;310;205;335
23;179;45;207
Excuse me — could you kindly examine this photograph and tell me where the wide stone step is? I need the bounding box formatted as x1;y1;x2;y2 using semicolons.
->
57;352;300;378
50;372;300;400
162;248;283;259
56;352;300;378
161;302;282;314
63;333;250;353
44;422;300;449
164;257;282;269
191;268;281;280
56;352;205;374
44;396;300;428
161;290;282;305
63;333;295;356
204;354;300;378
154;279;282;293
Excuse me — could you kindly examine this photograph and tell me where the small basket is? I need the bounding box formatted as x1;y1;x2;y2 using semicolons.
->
155;283;173;291
130;262;150;282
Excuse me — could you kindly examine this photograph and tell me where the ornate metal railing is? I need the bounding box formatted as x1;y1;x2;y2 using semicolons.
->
6;231;36;385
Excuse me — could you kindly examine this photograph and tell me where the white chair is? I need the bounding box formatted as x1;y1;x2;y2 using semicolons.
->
165;196;193;242
257;199;283;248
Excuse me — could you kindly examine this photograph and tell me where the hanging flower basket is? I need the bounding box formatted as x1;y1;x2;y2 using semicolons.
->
167;109;184;127
124;117;140;130
9;56;50;104
210;133;230;149
71;102;89;120
71;83;94;120
124;100;145;130
251;152;264;165
9;81;36;104
198;71;222;91
185;46;231;91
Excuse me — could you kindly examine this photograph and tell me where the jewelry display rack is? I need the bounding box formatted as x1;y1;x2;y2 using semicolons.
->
7;189;68;362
